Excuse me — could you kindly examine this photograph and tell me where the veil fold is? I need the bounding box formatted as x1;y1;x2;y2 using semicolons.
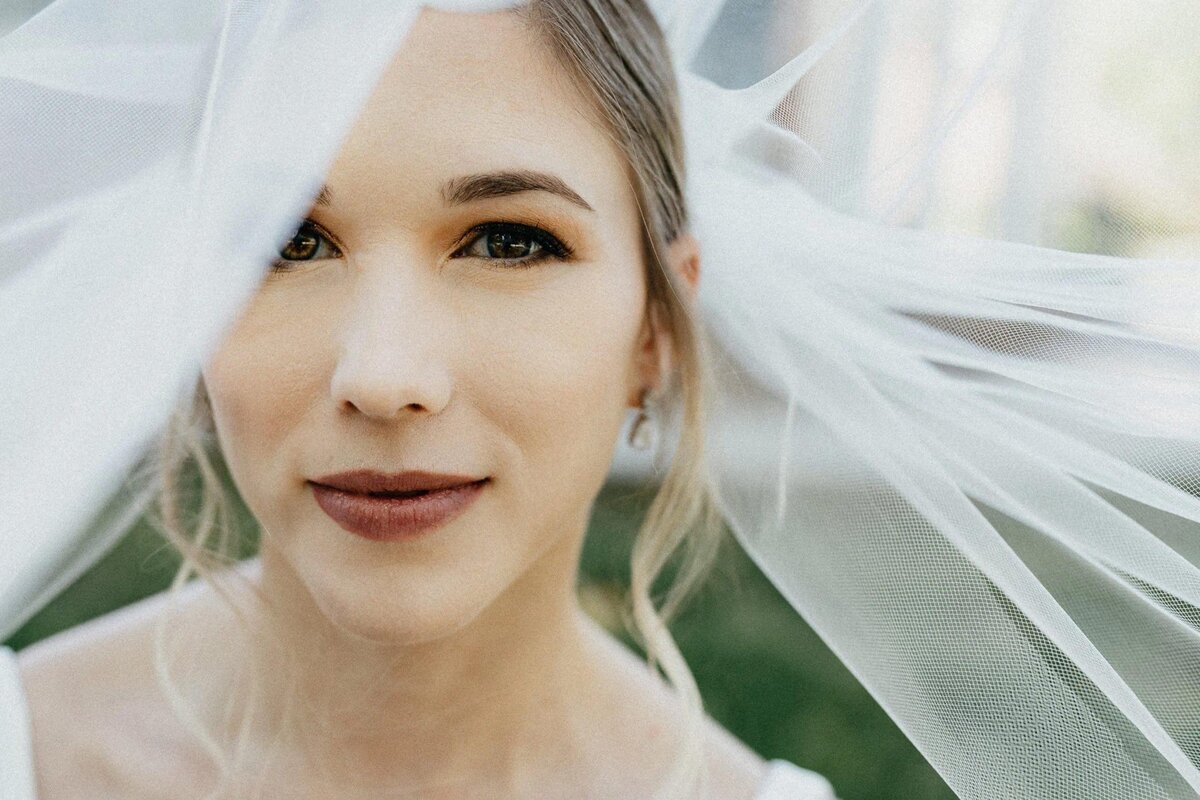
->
2;1;1197;797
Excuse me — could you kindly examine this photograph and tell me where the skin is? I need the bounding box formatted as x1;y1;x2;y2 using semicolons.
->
18;8;766;799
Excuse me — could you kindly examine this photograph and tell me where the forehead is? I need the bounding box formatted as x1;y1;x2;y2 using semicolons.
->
326;8;630;216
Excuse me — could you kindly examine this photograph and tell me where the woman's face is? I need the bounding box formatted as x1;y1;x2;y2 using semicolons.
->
202;9;667;644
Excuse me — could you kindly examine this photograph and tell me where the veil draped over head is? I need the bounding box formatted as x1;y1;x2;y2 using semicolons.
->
2;1;1198;798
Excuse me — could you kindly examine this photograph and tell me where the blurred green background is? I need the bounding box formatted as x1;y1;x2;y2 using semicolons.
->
5;480;954;800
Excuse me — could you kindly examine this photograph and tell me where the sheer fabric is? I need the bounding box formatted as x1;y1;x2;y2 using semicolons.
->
1;1;1197;798
0;647;36;800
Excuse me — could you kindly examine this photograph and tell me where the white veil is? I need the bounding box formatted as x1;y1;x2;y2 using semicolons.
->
2;1;1197;797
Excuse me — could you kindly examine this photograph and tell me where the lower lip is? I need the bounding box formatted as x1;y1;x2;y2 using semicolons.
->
310;480;487;542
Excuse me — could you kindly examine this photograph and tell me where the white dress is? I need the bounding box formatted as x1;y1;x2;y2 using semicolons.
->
0;646;836;799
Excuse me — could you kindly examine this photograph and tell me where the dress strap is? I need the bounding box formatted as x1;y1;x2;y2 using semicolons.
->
0;646;37;800
756;758;838;799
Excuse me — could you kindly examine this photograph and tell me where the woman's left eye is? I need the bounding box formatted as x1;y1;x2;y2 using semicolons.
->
453;222;571;265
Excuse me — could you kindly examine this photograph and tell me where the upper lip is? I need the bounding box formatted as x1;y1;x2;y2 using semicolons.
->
310;470;487;495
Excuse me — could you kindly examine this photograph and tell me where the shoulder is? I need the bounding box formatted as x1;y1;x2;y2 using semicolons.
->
577;614;770;799
576;615;839;799
15;581;228;800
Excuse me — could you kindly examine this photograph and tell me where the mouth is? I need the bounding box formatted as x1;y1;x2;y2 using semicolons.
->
364;488;441;499
308;470;490;542
311;469;488;495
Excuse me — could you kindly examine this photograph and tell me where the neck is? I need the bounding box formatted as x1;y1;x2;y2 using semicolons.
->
218;537;614;797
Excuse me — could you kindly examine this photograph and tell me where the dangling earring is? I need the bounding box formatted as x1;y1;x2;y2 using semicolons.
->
628;388;658;451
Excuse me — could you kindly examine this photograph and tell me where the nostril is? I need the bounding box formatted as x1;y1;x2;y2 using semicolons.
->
329;355;454;419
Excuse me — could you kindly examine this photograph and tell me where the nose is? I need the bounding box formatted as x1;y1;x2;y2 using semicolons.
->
329;266;453;421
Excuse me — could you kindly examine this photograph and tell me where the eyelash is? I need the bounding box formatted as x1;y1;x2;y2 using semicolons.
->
451;221;574;267
270;220;342;271
271;219;573;271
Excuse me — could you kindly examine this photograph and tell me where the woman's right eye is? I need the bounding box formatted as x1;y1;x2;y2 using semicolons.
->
273;220;342;269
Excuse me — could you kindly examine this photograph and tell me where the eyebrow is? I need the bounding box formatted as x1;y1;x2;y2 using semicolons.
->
314;183;334;208
442;170;593;211
311;170;594;213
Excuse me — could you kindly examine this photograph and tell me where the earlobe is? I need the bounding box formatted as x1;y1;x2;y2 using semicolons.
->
628;313;655;407
627;234;698;408
631;303;673;404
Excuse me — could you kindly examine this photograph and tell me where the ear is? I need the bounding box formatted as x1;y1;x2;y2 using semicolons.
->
628;233;702;407
666;231;701;302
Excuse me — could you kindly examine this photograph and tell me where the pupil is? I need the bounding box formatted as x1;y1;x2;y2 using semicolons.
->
486;231;533;259
281;224;319;261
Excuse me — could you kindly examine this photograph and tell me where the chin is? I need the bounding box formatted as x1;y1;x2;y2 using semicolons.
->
270;530;503;648
329;603;482;647
309;577;489;647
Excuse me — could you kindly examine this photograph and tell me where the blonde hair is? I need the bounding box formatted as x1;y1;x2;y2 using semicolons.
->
153;1;725;797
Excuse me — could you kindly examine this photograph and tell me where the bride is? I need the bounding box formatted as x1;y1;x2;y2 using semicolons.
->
10;2;834;798
6;0;1199;798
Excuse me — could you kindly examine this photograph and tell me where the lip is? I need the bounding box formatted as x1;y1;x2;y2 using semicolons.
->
309;470;489;542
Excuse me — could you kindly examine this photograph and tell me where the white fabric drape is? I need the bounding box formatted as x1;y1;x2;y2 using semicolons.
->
2;1;1197;798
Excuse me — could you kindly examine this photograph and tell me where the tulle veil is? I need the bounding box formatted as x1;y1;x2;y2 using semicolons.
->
1;1;1198;797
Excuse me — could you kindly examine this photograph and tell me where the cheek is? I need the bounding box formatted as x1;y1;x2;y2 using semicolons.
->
466;259;645;500
201;289;332;518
